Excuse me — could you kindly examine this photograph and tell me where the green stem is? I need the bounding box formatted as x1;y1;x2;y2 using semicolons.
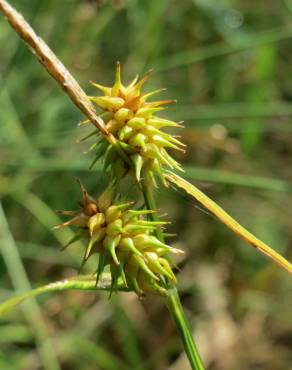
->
141;173;165;242
166;288;205;370
140;173;205;370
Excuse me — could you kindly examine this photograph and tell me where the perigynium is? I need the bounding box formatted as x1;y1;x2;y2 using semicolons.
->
55;181;183;297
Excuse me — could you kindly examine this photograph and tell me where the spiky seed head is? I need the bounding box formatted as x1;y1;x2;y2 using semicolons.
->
56;182;183;296
85;63;185;185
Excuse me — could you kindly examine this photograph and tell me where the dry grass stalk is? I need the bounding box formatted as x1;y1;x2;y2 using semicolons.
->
0;0;111;139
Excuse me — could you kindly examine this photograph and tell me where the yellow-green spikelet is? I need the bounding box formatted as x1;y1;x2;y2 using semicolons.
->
55;182;183;296
82;63;185;184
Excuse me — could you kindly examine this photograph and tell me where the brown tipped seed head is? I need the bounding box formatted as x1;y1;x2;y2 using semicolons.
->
85;63;185;184
56;183;183;296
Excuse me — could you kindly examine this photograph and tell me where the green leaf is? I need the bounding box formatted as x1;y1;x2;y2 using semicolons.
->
0;274;128;317
184;166;292;193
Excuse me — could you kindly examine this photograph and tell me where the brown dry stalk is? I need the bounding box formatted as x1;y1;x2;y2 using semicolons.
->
0;0;113;141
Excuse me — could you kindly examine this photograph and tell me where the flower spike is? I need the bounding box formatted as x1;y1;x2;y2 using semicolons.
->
56;183;183;295
86;63;185;186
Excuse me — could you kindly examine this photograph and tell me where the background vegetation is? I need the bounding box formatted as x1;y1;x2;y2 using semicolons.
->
0;0;292;369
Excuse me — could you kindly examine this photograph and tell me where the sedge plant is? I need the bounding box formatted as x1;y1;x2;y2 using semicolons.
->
0;1;291;370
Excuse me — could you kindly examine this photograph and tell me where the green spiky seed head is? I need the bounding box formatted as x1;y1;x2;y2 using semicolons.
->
82;62;185;185
55;182;183;296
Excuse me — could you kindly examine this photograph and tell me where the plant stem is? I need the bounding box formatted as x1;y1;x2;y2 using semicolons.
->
0;0;132;167
141;174;164;242
141;173;205;370
166;287;205;370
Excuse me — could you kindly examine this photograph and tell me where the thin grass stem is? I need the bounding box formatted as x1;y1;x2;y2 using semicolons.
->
141;173;165;242
140;174;206;370
166;287;205;370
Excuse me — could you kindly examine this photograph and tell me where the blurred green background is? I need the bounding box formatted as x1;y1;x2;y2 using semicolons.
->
0;0;292;369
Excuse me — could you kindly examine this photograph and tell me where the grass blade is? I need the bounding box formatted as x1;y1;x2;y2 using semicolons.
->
0;202;61;370
155;27;292;71
165;171;292;273
184;166;292;193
